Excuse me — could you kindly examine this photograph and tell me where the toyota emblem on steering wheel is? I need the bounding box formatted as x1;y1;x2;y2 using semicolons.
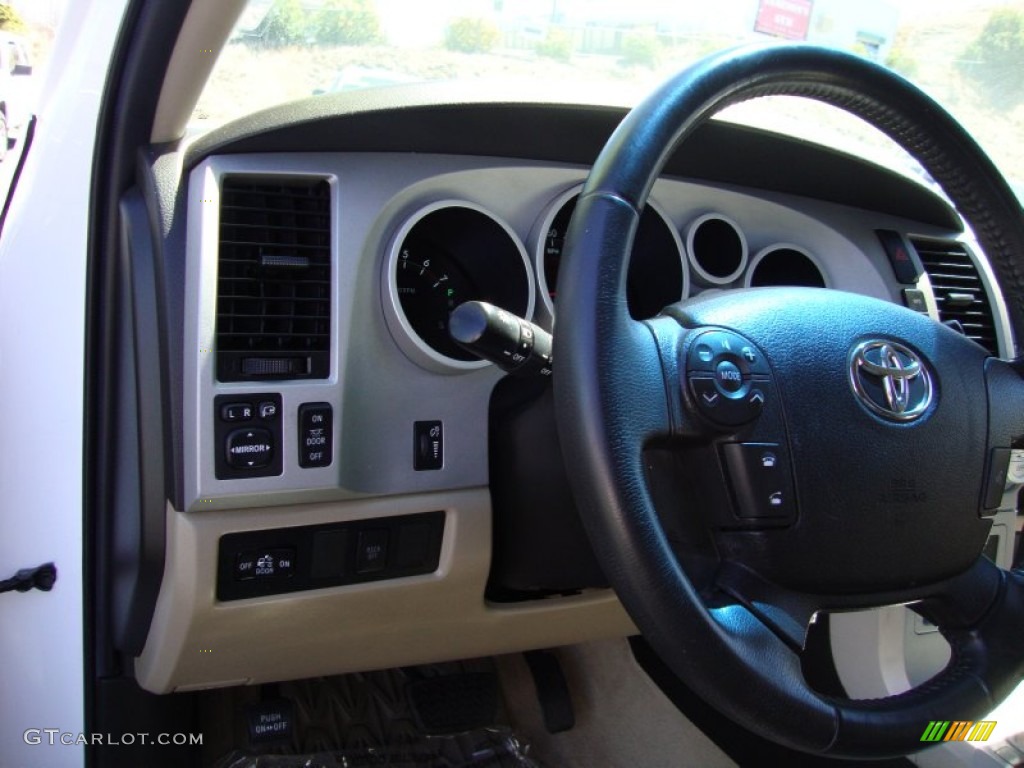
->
849;340;934;422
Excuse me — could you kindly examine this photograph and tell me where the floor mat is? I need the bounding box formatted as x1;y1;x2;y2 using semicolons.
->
211;662;542;768
214;726;538;768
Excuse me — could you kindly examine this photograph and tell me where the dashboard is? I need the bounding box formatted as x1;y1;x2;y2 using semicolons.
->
125;90;1013;694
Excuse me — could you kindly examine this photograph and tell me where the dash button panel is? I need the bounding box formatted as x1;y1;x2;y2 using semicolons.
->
298;402;333;468
720;442;796;524
414;420;444;471
685;330;771;428
214;393;282;480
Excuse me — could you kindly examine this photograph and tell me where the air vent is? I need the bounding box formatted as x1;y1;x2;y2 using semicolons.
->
912;237;998;355
217;177;331;381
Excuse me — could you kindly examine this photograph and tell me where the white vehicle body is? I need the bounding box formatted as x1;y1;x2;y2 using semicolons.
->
0;2;125;765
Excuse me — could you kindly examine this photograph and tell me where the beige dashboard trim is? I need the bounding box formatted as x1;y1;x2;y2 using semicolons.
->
134;490;635;693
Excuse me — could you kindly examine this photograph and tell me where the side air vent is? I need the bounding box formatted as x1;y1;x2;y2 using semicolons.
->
217;177;331;381
912;237;998;355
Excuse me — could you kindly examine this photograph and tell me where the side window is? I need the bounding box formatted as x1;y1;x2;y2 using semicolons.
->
0;9;59;208
7;40;31;75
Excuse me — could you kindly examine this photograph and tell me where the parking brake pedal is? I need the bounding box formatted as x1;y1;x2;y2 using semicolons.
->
524;649;575;734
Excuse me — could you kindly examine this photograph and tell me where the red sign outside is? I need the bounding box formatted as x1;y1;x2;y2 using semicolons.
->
754;0;814;41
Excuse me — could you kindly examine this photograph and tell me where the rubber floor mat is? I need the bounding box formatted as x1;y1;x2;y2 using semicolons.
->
212;662;542;767
214;725;540;767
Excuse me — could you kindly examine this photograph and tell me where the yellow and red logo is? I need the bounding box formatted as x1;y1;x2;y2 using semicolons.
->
920;721;997;742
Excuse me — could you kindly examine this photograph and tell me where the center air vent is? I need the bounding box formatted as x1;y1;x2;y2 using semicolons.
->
912;237;999;356
217;177;331;381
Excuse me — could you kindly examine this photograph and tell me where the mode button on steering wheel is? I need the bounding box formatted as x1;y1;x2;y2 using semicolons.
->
686;329;770;427
687;329;770;376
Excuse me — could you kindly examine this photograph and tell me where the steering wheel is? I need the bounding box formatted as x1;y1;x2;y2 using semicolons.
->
553;43;1024;758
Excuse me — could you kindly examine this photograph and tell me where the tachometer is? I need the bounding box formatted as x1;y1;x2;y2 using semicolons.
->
384;201;534;372
395;239;475;361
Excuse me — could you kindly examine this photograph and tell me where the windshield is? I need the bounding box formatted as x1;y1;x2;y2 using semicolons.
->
195;0;1024;185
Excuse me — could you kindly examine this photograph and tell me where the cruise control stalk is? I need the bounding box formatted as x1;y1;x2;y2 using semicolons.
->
449;301;552;376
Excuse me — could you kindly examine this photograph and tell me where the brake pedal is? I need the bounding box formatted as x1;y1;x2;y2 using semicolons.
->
406;671;498;735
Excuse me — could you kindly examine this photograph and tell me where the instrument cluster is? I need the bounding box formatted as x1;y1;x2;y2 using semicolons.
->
383;185;830;372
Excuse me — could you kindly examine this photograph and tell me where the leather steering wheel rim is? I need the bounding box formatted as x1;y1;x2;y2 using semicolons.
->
553;43;1024;758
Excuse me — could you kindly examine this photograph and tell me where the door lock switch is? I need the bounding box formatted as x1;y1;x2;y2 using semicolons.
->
298;403;333;468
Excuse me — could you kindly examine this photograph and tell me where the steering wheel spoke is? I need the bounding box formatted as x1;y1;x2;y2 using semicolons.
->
912;555;1003;630
611;315;676;444
986;355;1024;453
715;560;820;652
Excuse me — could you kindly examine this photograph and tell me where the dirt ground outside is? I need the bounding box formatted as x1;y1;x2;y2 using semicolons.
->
192;3;1024;185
